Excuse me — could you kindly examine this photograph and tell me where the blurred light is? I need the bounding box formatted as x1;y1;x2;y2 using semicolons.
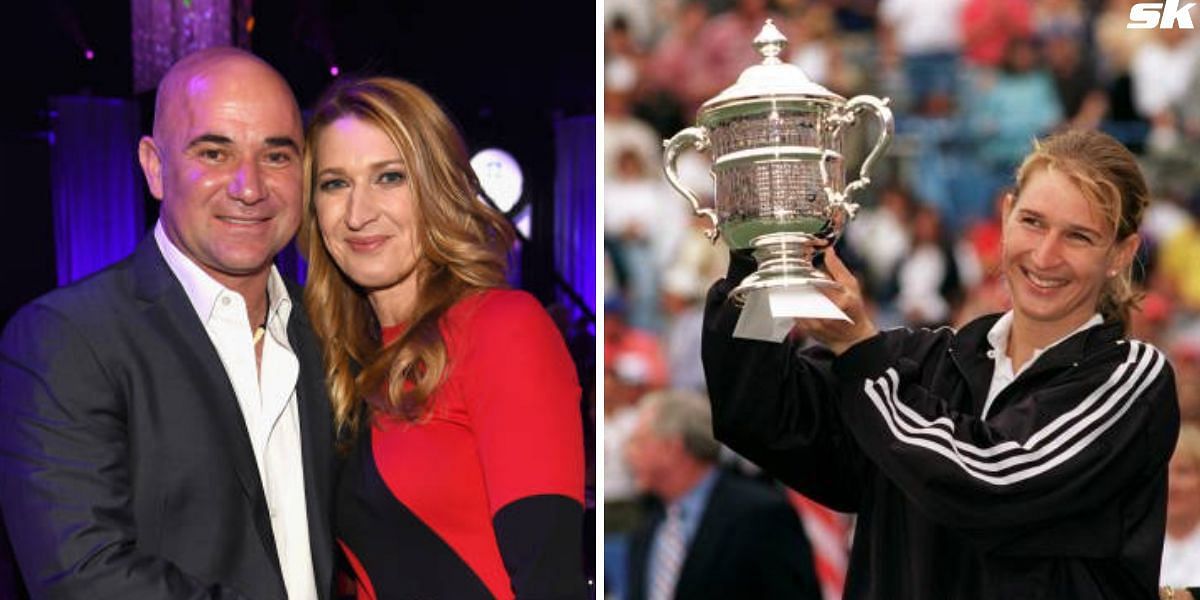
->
514;205;532;238
245;16;255;33
470;148;523;212
330;65;340;77
84;49;95;61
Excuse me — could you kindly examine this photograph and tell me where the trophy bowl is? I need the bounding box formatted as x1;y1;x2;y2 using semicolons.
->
663;20;893;310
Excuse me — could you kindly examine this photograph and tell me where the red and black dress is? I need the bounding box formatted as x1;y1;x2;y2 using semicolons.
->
335;289;586;599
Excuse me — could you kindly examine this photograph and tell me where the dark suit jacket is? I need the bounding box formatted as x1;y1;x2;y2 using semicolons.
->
627;470;822;600
0;235;334;599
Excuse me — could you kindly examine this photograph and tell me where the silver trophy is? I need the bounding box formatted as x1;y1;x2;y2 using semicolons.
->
663;20;893;335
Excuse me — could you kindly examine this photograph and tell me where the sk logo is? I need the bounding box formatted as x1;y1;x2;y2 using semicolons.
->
1128;0;1197;28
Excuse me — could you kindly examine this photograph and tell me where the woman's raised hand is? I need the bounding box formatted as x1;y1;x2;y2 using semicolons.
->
793;248;879;356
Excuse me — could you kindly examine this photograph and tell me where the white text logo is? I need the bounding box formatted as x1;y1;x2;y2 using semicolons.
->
1128;0;1196;28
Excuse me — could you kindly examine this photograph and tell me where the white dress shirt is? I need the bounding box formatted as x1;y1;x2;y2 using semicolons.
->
155;221;318;600
982;310;1104;420
1161;526;1200;587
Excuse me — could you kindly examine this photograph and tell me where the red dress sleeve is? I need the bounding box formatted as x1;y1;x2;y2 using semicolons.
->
459;290;586;598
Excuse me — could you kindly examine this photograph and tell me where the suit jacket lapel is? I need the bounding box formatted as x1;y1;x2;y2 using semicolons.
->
131;235;282;576
674;472;731;599
627;505;662;600
286;291;335;599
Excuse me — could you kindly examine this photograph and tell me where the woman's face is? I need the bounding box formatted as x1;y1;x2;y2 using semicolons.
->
1001;168;1137;331
313;116;422;300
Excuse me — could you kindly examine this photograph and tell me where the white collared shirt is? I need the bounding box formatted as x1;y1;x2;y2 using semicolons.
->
982;310;1104;420
155;221;318;600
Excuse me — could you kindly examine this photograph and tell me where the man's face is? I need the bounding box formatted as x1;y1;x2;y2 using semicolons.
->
140;58;303;286
624;405;679;497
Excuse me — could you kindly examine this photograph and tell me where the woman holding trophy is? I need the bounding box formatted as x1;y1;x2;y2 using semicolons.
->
702;128;1179;598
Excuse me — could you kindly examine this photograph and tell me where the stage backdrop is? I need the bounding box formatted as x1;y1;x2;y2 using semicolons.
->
50;96;144;286
554;114;597;327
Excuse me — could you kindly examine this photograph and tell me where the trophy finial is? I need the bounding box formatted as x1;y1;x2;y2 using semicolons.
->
753;19;788;65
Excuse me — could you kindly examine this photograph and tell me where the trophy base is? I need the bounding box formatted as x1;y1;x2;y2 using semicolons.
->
729;232;840;307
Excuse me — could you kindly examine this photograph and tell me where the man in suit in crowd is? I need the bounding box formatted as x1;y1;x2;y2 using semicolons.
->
625;389;822;600
0;47;333;599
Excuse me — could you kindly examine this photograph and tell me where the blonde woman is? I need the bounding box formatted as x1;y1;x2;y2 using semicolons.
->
301;77;584;599
704;129;1180;598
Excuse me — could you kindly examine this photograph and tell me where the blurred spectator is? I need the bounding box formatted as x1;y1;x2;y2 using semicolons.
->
1131;27;1200;150
603;299;670;600
662;216;730;393
1180;50;1200;137
1130;289;1175;348
624;390;822;600
1171;340;1200;422
1141;191;1193;248
1094;0;1153;144
895;203;974;327
878;0;965;114
604;374;644;512
901;112;980;229
1094;0;1151;80
1142;47;1200;199
969;37;1064;165
954;190;1013;325
1162;422;1200;589
830;0;879;34
607;15;647;98
955;266;1014;327
965;36;1063;211
782;3;859;94
604;60;661;180
845;185;913;302
692;0;779;103
605;244;625;301
645;1;712;117
605;299;671;391
605;0;668;48
605;147;688;331
1043;32;1109;129
603;362;645;600
962;0;1033;69
1158;210;1200;312
1032;0;1086;42
964;189;1007;278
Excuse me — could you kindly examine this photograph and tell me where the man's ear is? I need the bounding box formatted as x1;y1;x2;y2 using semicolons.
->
137;136;165;201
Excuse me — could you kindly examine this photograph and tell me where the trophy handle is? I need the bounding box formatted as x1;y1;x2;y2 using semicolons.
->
663;127;720;242
844;96;894;198
827;96;894;212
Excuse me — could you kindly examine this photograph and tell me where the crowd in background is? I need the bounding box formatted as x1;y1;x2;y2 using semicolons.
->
602;0;1200;597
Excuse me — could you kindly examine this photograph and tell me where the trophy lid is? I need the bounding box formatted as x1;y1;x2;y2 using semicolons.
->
701;20;842;112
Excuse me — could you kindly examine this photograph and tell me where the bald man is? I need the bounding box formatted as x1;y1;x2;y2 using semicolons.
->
0;48;334;599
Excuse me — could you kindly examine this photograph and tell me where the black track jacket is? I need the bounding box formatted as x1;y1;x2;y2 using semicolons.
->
703;255;1180;599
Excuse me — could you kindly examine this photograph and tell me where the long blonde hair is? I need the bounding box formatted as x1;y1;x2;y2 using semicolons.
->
301;77;515;446
1012;129;1148;330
